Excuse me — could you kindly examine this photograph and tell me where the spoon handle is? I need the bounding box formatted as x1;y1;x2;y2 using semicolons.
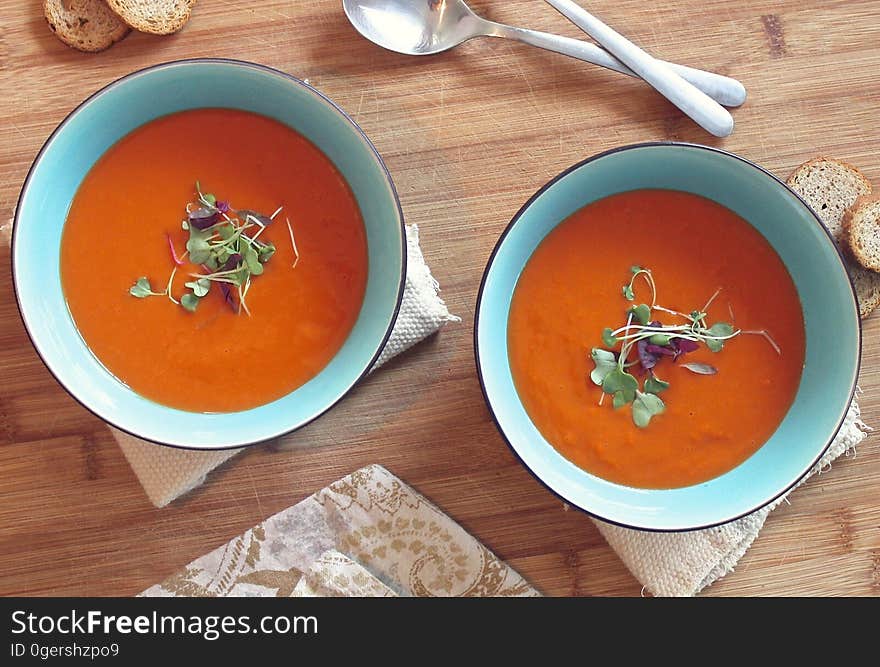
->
484;22;745;108
540;0;735;137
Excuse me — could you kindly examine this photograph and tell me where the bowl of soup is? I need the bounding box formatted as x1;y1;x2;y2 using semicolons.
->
13;59;405;449
475;143;860;531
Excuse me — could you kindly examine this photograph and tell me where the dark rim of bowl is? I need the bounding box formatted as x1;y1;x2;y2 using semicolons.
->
11;57;407;451
473;141;862;532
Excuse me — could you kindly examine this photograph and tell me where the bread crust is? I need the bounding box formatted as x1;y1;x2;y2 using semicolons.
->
787;156;873;202
844;195;880;272
44;0;131;53
787;157;880;318
786;156;873;239
104;0;196;35
850;264;880;318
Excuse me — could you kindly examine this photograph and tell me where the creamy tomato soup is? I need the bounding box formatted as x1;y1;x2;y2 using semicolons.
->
61;109;367;412
508;189;805;488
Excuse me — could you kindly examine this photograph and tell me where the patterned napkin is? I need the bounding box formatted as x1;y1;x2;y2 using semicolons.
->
141;464;539;597
111;224;459;507
593;400;868;596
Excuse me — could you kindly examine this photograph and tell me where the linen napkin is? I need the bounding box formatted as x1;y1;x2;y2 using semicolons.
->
141;464;539;597
111;224;460;507
593;400;868;596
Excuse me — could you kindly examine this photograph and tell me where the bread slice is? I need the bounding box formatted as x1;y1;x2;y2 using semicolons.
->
787;157;872;240
44;0;131;53
105;0;195;35
787;157;880;318
845;196;880;272
849;266;880;319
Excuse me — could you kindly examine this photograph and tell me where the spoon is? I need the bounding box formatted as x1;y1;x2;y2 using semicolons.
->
342;0;746;108
543;0;734;136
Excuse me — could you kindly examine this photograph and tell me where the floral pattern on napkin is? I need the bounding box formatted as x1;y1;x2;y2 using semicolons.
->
142;464;539;597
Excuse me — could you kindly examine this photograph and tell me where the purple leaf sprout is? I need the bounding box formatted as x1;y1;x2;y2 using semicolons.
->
188;207;220;230
636;339;657;371
219;253;243;272
670;337;699;359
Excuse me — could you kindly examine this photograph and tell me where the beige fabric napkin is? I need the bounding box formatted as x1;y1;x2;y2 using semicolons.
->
594;400;868;596
112;224;459;507
141;464;539;597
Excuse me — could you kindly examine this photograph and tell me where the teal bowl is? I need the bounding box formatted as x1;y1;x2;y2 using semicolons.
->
13;59;405;449
475;143;860;531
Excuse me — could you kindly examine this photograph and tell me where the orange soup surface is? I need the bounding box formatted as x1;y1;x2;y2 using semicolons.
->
508;190;805;488
61;109;367;412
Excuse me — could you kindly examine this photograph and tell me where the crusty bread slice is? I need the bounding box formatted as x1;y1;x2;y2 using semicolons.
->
105;0;195;35
849;266;880;319
787;157;872;240
787;157;880;318
44;0;130;53
845;196;880;272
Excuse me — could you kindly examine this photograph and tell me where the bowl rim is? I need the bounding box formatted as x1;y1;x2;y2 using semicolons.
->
474;141;862;532
11;57;407;450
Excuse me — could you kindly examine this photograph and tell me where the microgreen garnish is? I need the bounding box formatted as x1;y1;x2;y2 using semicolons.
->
180;293;199;312
644;375;669;394
129;182;297;314
286;217;300;268
588;266;781;428
129;277;163;298
680;362;718;375
166;233;185;266
632;391;665;428
184;278;211;298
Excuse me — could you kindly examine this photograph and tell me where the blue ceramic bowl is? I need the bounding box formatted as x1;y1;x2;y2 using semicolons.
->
475;143;860;531
13;59;405;449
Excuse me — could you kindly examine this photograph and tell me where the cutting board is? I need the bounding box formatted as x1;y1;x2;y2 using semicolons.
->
0;0;878;596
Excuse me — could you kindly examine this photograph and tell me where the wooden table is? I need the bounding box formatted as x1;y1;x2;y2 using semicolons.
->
1;1;879;597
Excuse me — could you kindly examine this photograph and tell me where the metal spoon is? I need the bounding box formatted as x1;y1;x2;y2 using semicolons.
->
342;0;746;108
544;0;734;136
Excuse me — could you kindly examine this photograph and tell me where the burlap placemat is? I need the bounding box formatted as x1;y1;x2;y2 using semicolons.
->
593;400;867;596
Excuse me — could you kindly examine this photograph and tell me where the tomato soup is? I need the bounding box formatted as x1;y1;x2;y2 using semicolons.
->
508;189;805;489
61;109;367;412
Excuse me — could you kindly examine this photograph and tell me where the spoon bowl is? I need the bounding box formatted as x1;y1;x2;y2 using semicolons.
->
343;0;481;55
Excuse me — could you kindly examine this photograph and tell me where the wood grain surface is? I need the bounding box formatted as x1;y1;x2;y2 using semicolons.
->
1;0;879;597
